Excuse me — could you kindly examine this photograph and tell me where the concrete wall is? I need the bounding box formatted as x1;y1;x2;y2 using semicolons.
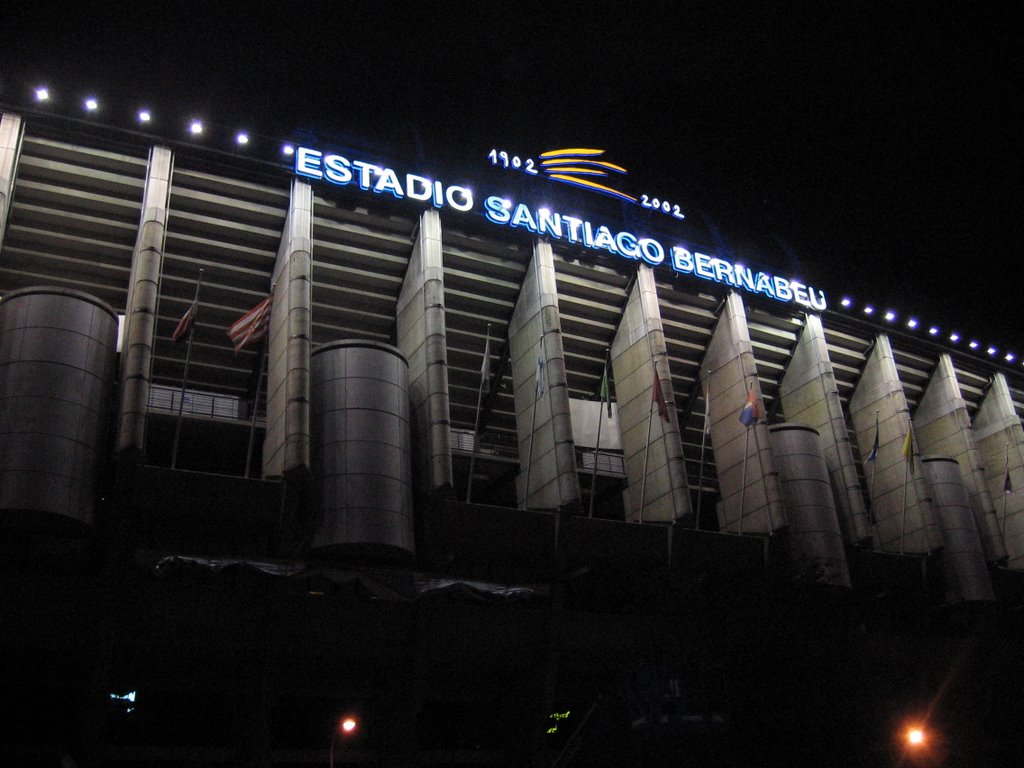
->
973;373;1024;568
849;335;941;554
914;354;1006;563
264;178;313;479
117;145;173;457
508;240;580;510
769;424;852;587
396;210;453;498
920;457;995;603
700;292;785;534
610;266;690;523
0;112;21;249
779;313;871;544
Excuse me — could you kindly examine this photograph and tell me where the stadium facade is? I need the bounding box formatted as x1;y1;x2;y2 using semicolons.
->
2;104;1024;767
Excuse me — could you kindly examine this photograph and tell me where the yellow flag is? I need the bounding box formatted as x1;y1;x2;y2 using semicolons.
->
901;424;914;461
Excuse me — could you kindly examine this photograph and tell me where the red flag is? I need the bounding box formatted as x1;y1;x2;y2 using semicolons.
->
227;293;273;353
652;367;670;422
172;302;197;343
739;386;763;427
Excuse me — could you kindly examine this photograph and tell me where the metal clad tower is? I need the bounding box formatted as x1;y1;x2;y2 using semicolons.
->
309;340;414;558
921;457;995;603
769;424;852;587
0;287;119;532
779;313;871;544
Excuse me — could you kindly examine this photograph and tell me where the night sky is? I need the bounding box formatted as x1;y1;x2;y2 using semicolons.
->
3;2;1022;353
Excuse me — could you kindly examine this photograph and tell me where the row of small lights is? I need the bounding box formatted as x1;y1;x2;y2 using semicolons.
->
17;86;1024;365
29;86;300;156
838;297;1018;365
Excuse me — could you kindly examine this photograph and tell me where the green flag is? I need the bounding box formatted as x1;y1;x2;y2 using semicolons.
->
599;353;611;417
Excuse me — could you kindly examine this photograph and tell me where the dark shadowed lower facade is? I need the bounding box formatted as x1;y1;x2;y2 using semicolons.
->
1;106;1023;767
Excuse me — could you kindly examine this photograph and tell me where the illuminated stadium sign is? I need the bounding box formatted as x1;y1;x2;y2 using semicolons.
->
293;146;827;311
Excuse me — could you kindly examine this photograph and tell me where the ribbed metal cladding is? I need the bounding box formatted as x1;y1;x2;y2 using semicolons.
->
310;340;414;558
921;457;995;603
0;287;118;533
768;424;851;587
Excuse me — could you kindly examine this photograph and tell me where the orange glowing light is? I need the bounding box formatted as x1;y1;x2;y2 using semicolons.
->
906;726;926;746
341;717;357;733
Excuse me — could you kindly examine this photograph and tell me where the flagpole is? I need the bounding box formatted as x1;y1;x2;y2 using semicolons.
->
639;390;655;524
737;379;757;536
695;370;710;531
466;324;491;504
521;251;545;510
639;356;666;524
588;408;604;518
869;410;879;498
245;338;267;479
750;410;774;534
900;456;909;555
656;351;678;522
171;269;203;470
736;424;750;535
522;332;544;510
899;417;911;555
1002;441;1010;537
588;348;611;518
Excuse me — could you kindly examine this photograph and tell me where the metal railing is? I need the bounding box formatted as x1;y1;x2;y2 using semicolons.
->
453;428;626;475
148;384;249;421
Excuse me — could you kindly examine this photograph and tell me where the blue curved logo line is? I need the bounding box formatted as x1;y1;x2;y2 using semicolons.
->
539;148;637;203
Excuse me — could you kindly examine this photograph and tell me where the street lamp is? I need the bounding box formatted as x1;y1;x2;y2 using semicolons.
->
329;716;358;768
905;725;926;747
895;721;939;766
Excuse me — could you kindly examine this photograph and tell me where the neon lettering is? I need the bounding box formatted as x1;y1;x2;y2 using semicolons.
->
293;147;827;310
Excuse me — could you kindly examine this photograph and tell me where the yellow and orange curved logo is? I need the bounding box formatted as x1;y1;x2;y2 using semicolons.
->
538;147;636;203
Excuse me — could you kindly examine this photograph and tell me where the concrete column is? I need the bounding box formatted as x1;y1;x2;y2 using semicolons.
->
396;209;453;498
973;373;1024;568
920;457;995;602
0;112;23;250
116;145;173;456
263;179;313;479
848;335;942;554
700;292;785;534
769;424;852;587
610;266;690;523
509;240;580;511
914;354;1006;563
780;313;871;544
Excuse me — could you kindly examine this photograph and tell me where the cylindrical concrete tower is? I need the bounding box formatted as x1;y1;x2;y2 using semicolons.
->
310;340;414;559
921;456;994;603
0;287;119;533
769;424;851;587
